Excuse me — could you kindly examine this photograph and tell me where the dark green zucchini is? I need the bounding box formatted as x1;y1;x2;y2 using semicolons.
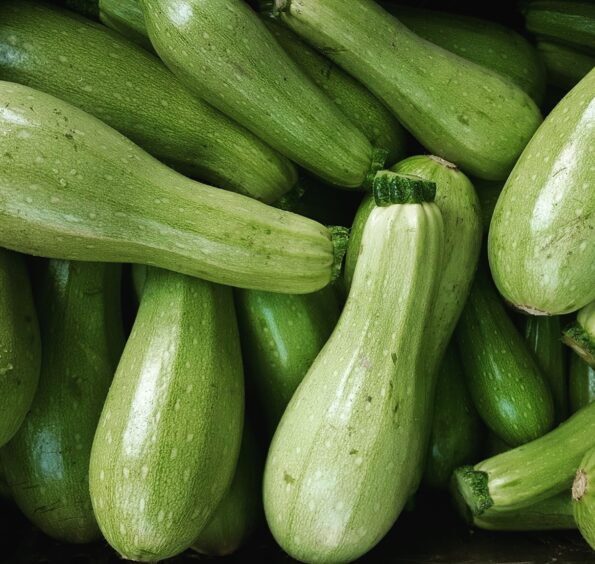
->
99;0;152;50
47;0;99;19
473;179;503;233
570;352;595;412
538;41;595;91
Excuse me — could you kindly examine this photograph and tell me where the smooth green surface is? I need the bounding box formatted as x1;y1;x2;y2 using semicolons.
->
2;261;123;543
141;0;379;188
89;268;244;561
264;200;444;562
574;446;595;549
488;67;595;316
0;249;40;448
570;352;595;412
0;81;336;294
538;41;595;92
99;0;152;50
277;0;542;180
0;1;296;202
456;269;555;447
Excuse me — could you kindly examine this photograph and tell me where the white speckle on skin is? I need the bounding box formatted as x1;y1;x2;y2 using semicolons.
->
141;465;149;479
157;510;165;523
170;448;178;460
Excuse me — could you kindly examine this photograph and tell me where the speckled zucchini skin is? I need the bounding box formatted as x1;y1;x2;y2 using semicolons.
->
0;249;40;448
1;260;123;543
570;353;595;412
89;268;244;561
488;69;595;315
573;446;595;549
99;0;152;50
0;1;297;202
0;81;336;294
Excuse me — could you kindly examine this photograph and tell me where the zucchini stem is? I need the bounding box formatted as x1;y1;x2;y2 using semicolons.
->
452;466;494;517
329;226;350;282
372;171;436;206
573;469;588;502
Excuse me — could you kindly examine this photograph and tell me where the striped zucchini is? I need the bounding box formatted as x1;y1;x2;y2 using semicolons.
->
2;260;123;543
0;81;340;294
89;268;244;561
573;447;595;549
537;41;595;92
0;249;41;448
0;1;296;202
488;68;595;315
570;353;595;412
99;0;152;50
563;301;595;367
273;0;542;180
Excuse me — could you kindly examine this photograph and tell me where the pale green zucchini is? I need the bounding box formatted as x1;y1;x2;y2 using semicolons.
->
0;249;41;448
0;1;296;202
99;0;152;50
274;0;542;180
570;353;595;412
563;301;595;367
488;68;595;315
573;446;595;549
264;179;444;562
0;81;340;295
537;41;595;91
2;260;123;543
89;268;244;561
140;0;384;188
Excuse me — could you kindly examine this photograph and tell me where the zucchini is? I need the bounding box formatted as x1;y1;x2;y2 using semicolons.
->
484;433;512;457
537;41;595;91
192;425;261;556
563;301;595;367
488;68;595;315
273;0;543;180
235;285;341;430
0;81;341;295
0;1;297;203
89;268;244;561
47;0;99;20
573;446;595;549
456;268;555;446
263;178;444;562
382;5;546;103
453;401;595;517
570;353;595;412
140;0;384;188
474;179;503;232
99;0;152;50
0;249;41;448
2;260;123;543
423;344;483;490
525;316;568;421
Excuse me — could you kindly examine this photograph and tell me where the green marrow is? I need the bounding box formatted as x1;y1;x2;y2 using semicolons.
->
99;0;152;50
89;268;244;561
140;0;384;188
0;81;339;295
274;0;542;180
0;1;296;202
47;0;99;19
488;68;595;315
192;425;261;556
573;446;595;549
0;249;41;448
2;261;123;543
525;316;567;421
453;401;595;517
382;5;546;103
264;180;444;562
235;286;341;430
570;353;595;412
537;41;595;92
456;268;555;446
423;344;483;490
474;179;503;232
563;301;595;367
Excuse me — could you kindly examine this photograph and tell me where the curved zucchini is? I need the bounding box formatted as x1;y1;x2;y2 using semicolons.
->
274;0;542;180
488;68;595;315
537;41;595;92
573;446;595;549
474;179;503;232
2;261;123;543
0;249;41;448
235;286;341;430
140;0;384;188
264;181;444;562
423;344;483;490
89;268;244;561
525;316;567;421
570;353;595;412
99;0;152;50
453;401;595;518
382;5;546;103
563;301;595;367
0;1;296;203
0;81;339;295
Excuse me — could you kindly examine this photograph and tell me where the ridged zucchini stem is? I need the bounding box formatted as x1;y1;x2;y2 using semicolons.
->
363;147;390;189
452;466;494;517
372;171;437;206
564;301;595;366
329;226;350;282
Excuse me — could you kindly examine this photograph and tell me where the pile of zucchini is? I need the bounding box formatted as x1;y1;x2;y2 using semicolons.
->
0;0;593;562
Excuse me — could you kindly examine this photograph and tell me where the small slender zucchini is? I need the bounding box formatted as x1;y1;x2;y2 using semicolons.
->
537;41;595;92
563;301;595;367
452;401;595;518
274;0;542;180
0;81;341;295
2;260;124;543
573;446;595;549
89;268;244;561
264;175;444;562
99;0;152;50
488;68;595;315
0;249;41;448
570;353;595;412
0;1;297;202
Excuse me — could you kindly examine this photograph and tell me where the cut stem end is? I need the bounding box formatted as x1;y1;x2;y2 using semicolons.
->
372;171;436;206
